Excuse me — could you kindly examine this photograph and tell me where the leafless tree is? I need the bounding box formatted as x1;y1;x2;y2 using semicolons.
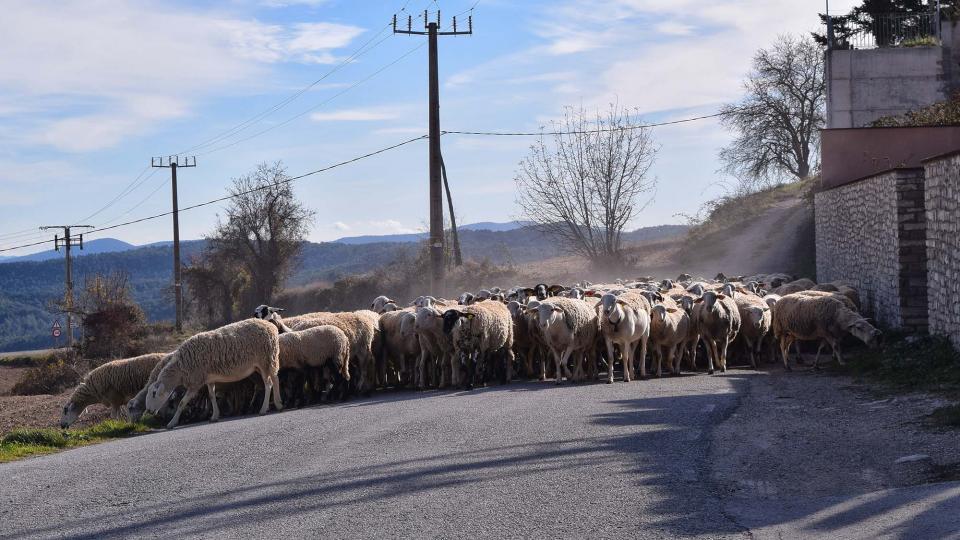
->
719;34;825;190
207;161;314;312
515;104;658;263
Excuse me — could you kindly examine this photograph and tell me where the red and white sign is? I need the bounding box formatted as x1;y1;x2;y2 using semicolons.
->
52;320;62;338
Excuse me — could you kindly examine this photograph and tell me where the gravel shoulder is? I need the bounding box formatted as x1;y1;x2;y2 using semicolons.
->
711;367;960;538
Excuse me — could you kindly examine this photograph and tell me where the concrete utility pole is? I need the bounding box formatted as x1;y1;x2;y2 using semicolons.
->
151;155;196;333
394;10;472;293
39;225;93;347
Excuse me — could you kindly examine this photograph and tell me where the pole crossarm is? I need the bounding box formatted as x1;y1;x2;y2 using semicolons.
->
151;156;197;168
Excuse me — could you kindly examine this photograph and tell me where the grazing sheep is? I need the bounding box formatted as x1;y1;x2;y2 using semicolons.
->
61;353;167;428
145;318;282;429
597;292;651;382
536;297;598;384
442;301;515;389
733;293;772;369
694;291;741;374
772;294;882;370
649;304;691;377
128;354;175;423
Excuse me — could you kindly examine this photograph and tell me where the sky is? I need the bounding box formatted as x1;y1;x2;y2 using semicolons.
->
0;0;856;256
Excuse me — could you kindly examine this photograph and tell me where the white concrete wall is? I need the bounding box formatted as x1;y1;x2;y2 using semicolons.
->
826;46;947;128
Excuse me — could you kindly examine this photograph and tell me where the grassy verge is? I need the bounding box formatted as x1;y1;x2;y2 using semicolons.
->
0;420;151;463
839;334;960;428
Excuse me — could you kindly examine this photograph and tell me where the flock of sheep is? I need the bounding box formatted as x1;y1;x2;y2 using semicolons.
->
58;272;882;430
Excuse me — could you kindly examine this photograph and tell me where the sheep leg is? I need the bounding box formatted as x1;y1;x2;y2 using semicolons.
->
605;340;617;384
829;338;845;366
636;337;648;379
504;349;514;383
167;388;199;430
780;336;794;371
719;338;730;372
622;342;634;382
539;349;548;381
203;383;220;422
705;338;716;375
554;348;570;385
813;342;825;370
670;344;681;375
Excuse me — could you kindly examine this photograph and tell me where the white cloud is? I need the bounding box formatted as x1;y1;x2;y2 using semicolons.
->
310;107;400;122
655;22;695;36
0;2;365;153
367;220;421;235
332;221;351;231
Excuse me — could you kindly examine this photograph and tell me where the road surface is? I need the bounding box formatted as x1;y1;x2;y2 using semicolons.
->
2;371;959;539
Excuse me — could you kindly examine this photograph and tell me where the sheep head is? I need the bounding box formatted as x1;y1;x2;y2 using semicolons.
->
60;401;81;429
847;318;882;348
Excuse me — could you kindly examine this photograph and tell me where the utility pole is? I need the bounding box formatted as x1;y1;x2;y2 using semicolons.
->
151;155;196;333
394;10;472;293
39;225;93;347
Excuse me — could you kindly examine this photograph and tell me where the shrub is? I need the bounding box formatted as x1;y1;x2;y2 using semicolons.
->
77;272;147;360
9;359;81;396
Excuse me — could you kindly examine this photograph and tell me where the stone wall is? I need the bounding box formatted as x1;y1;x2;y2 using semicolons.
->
815;168;928;331
924;152;960;347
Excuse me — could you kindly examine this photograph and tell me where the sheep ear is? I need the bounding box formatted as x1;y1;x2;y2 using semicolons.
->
552;306;562;312
666;308;678;313
716;294;726;300
694;298;704;304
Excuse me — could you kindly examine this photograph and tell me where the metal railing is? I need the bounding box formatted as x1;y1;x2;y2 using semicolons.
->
829;11;940;50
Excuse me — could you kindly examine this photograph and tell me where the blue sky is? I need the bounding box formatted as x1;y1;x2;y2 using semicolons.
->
0;0;851;255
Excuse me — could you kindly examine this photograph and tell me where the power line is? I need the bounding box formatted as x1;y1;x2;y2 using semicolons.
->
195;40;426;157
175;24;395;156
440;109;741;137
71;166;156;225
175;1;437;156
0;134;428;254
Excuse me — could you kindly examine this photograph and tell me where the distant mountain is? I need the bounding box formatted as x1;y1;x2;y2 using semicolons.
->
333;221;533;245
0;238;137;263
0;223;689;352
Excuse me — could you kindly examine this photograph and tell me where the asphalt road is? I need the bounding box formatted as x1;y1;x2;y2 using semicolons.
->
1;372;959;539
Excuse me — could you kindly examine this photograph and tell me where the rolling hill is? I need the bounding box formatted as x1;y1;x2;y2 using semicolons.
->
0;222;688;352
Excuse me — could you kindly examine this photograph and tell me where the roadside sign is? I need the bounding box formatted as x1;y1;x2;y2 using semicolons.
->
52;320;62;338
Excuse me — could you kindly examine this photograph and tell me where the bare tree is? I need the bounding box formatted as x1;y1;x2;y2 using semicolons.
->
207;161;314;312
719;35;825;189
515;104;658;263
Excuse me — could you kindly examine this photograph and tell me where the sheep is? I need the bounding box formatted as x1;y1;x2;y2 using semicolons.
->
277;325;351;404
597;292;651;382
508;300;542;379
649;304;691;377
771;278;816;296
694;290;741;374
145;318;282;429
260;309;379;394
733;293;772;369
458;292;476;305
128;353;175;423
772;294;882;370
379;309;420;386
796;289;859;311
60;353;167;428
535;297;598;384
414;306;455;388
442;300;515;389
371;295;400;314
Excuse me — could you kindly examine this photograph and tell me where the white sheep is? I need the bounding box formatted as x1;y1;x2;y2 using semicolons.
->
145;318;283;429
442;301;514;389
535;297;598;384
772;293;881;370
413;305;454;388
371;295;399;314
650;304;691;377
278;324;351;382
379;309;420;386
60;352;167;428
694;290;741;374
733;293;771;368
260;309;379;394
597;291;651;382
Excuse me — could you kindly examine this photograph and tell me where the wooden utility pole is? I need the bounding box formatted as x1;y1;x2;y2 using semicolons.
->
151;155;196;333
39;225;93;347
394;10;472;293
